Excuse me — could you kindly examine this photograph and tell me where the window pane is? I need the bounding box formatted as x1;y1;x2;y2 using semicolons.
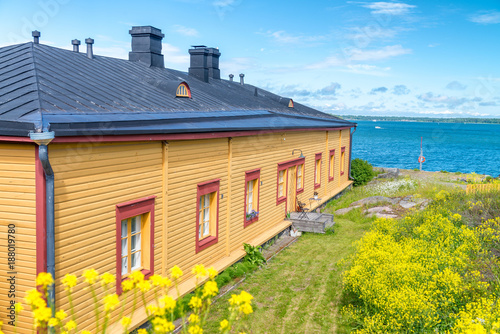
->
204;207;210;222
121;220;128;238
122;256;128;275
248;181;253;192
248;202;253;213
131;216;140;234
121;238;127;256
203;221;209;236
131;251;141;271
279;184;283;196
131;233;141;252
199;225;202;239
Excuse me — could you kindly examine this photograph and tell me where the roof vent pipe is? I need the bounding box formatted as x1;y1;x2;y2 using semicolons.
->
72;39;81;52
85;38;94;59
239;73;244;85
32;31;40;44
229;74;234;82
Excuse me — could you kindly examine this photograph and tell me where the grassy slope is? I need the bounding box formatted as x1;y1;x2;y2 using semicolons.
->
204;218;372;333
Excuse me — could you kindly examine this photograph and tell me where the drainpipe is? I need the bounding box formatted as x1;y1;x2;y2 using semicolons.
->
30;132;56;325
348;126;357;180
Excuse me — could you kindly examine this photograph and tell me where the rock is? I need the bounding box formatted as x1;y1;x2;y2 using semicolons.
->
376;167;400;179
400;200;417;209
350;196;394;207
365;206;393;214
375;213;398;219
335;206;361;215
418;199;431;209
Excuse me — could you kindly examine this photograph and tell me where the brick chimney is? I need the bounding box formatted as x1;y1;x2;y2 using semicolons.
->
129;26;164;68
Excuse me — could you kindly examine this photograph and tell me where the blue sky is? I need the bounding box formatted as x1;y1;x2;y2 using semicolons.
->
1;0;500;118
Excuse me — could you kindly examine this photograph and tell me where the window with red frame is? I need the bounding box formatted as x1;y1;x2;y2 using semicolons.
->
329;149;335;182
196;179;220;253
115;196;155;294
314;153;322;189
341;147;346;175
244;169;260;226
296;163;304;194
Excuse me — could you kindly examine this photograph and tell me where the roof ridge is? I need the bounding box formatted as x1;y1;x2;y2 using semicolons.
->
29;42;44;131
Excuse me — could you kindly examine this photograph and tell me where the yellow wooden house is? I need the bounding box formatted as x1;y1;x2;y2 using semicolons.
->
0;26;356;333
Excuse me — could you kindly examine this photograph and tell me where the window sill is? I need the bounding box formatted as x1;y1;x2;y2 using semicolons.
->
340;171;345;176
197;235;218;253
117;269;152;295
328;176;334;182
276;196;286;205
296;187;304;195
244;216;259;227
314;183;321;189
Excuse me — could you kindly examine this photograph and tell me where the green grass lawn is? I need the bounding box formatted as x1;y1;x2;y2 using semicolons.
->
203;217;373;333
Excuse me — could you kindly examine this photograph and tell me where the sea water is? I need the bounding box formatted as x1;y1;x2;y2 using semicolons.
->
350;120;500;176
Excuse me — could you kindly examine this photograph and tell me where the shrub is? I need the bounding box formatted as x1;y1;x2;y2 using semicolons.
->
350;158;374;187
341;191;500;333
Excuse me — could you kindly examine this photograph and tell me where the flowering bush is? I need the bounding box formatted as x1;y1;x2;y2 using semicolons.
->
341;192;500;333
1;265;253;334
366;177;417;196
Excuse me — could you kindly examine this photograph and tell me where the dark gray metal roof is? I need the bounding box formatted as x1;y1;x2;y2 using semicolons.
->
0;42;355;137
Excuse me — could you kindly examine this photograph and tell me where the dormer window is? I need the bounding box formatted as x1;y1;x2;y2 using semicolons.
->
176;82;191;98
288;99;294;108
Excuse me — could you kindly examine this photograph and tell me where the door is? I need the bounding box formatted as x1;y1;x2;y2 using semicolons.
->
287;166;297;212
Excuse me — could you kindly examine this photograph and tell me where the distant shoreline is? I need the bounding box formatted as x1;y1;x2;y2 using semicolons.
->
340;115;500;124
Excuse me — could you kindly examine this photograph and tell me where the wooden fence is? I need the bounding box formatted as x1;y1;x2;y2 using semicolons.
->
466;183;500;194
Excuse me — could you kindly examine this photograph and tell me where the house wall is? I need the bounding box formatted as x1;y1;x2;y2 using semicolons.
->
49;142;163;331
43;129;352;333
0;143;36;334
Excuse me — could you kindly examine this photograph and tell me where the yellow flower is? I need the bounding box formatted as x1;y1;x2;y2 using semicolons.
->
100;272;115;286
82;269;99;285
219;319;230;331
189;296;203;309
25;289;44;306
14;303;24;313
62;274;78;290
239;302;253;315
161;277;172;288
36;272;54;288
33;306;52;323
120;316;132;328
137;329;148;334
48;318;59;327
137;280;151;292
202;280;218;298
102;294;120;312
81;331;92;334
149;274;163;287
64;320;77;331
452;213;462;221
207;267;218;279
192;264;207;278
170;266;183;280
129;270;144;284
55;310;67;321
122;280;134;292
188;325;203;334
159;295;176;311
188;314;200;323
151;318;175;333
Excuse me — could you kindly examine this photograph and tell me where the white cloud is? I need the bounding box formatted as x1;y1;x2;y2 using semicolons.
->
446;81;467;91
260;30;328;45
469;10;500;24
428;43;440;48
415;110;457;115
347;45;412;61
162;43;190;69
342;64;392;76
213;0;235;7
359;2;416;15
220;57;257;78
172;25;199;37
307;45;411;70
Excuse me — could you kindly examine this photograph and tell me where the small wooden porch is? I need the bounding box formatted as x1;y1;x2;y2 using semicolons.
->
289;212;334;234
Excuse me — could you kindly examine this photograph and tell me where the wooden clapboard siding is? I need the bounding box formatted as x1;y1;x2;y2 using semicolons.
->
166;138;228;278
0;143;36;334
50;142;163;333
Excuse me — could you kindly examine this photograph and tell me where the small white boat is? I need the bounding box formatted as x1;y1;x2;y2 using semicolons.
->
375;126;381;129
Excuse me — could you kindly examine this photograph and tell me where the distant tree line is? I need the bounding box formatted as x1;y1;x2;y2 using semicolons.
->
339;115;500;124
